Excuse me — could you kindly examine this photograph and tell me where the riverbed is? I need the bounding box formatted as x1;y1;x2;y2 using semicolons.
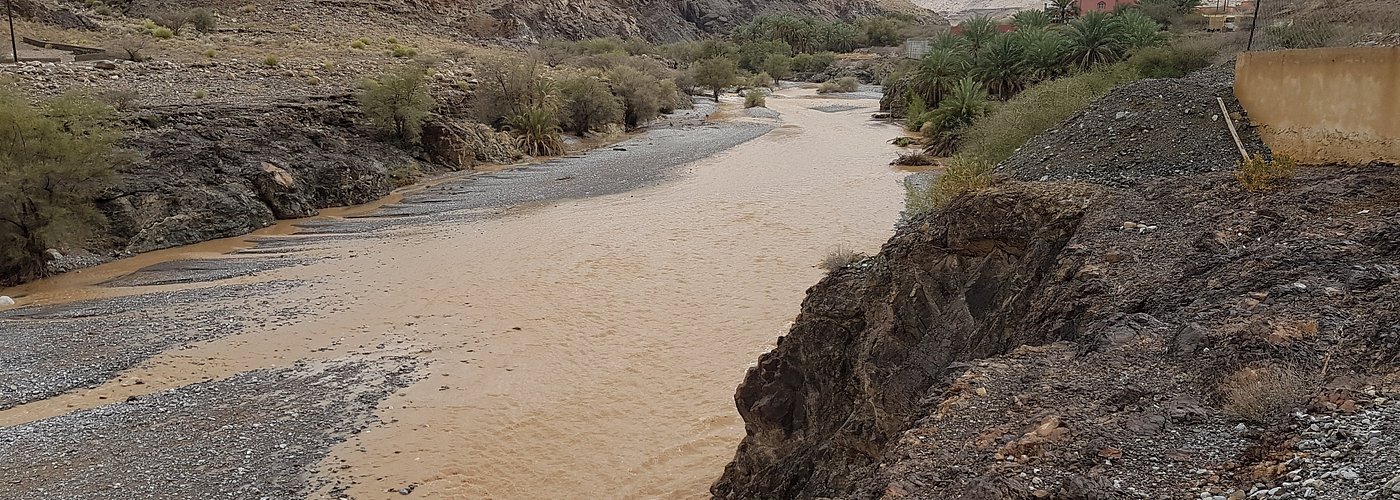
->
0;87;909;499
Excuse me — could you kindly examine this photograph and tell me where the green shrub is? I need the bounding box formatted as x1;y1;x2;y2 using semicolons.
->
0;88;121;282
818;76;859;93
903;155;997;215
202;48;217;58
558;76;624;136
750;71;774;88
262;55;280;67
961;64;1138;163
151;27;174;39
692;57;738;101
608;66;663;128
389;44;418;58
471;56;551;126
505;107;565;156
658;79;692;113
189;8;217;33
1236;153;1297;191
904;93;929;131
744;89;767;108
761;54;792;83
350;40;366;49
921;77;989;156
791;52;836;73
1128;44;1214;78
358;66;435;143
192;89;207;99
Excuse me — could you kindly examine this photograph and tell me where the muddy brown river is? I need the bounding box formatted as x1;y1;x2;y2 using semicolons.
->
0;89;907;498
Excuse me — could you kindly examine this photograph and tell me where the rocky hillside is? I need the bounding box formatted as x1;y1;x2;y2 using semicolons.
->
713;68;1400;499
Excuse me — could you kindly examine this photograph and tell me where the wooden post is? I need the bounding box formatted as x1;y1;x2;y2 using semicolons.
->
5;0;17;64
1218;97;1250;161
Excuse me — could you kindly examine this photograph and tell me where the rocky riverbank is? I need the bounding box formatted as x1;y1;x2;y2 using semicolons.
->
713;67;1400;499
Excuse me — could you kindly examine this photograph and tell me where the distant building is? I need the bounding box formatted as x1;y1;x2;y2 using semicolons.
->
1078;0;1136;13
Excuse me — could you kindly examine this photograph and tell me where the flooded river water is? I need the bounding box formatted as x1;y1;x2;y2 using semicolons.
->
0;88;908;498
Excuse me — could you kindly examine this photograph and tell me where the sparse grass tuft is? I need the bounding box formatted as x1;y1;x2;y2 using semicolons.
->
960;64;1138;164
151;27;174;39
817;76;859;94
389;44;418;58
192;89;207;99
350;40;367;49
97;89;139;111
1236;154;1297;191
904;155;998;215
819;245;862;271
202;48;217;58
262;55;280;67
1221;365;1311;424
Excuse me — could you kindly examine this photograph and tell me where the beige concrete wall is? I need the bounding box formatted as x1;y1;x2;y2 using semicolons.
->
1235;47;1400;165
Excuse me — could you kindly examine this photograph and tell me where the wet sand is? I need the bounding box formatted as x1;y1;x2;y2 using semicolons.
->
0;88;908;498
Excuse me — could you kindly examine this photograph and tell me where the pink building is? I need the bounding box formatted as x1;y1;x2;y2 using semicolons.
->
1079;0;1137;13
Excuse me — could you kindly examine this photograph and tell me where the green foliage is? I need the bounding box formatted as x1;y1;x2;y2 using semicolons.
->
959;16;998;52
911;47;969;107
189;8;217;33
692;57;738;101
1016;28;1069;82
761;54;793;83
351;40;366;49
607;66;663;128
905;93;928;131
1065;11;1126;69
262;55;280;67
558;76;624;136
151;27;174;39
658;79;692;113
744;89;767;108
737;40;792;72
817;76;860;94
750;71;774;88
972;35;1027;99
859;16;902;46
1236;154;1297;191
389;44;418;58
791;52;836;73
358;66;436;144
1051;0;1080;23
472;56;551;126
903;155;997;215
731;15;863;53
922;78;990;155
1011;10;1053;30
579;37;628;56
0;88;121;282
505;107;566;156
1118;10;1167;51
960;64;1138;163
1128;44;1214;78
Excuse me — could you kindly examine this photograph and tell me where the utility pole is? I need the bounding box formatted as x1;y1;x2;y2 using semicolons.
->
5;0;17;64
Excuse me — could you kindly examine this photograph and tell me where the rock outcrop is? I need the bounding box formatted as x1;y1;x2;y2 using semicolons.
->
96;95;437;255
716;67;1400;499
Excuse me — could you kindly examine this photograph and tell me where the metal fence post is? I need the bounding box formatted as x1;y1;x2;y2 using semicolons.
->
1246;0;1263;51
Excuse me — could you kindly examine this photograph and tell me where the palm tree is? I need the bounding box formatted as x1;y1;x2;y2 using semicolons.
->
923;77;989;156
1016;28;1068;82
1011;10;1052;30
930;30;965;51
1051;0;1079;23
972;35;1027;99
1064;11;1126;69
1117;10;1166;52
912;47;970;107
959;15;998;53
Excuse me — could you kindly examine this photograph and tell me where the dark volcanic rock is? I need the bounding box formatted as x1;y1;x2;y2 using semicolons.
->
715;163;1400;499
97;96;432;255
714;184;1102;498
